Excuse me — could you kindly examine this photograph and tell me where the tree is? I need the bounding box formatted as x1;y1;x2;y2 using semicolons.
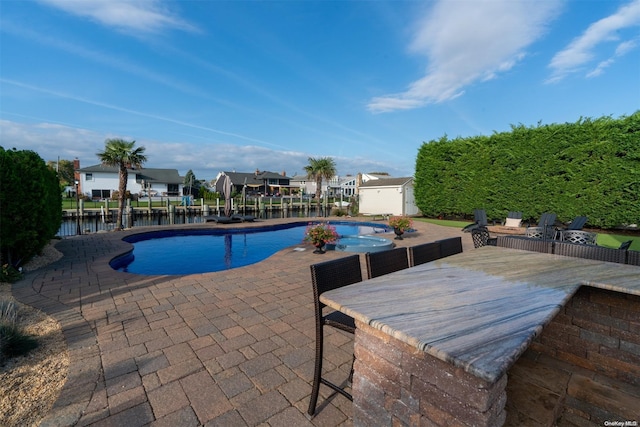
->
183;169;200;196
304;157;337;213
46;159;75;188
96;139;147;230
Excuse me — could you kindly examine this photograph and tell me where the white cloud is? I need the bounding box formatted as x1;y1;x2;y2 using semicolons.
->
36;0;198;35
368;0;561;113
0;120;406;180
547;0;640;83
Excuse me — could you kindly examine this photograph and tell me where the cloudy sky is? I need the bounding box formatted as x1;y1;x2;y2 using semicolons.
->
1;0;639;180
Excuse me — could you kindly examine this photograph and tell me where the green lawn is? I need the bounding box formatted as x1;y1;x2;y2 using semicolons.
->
416;218;640;251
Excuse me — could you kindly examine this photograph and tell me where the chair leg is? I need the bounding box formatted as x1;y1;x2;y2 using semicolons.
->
307;325;324;416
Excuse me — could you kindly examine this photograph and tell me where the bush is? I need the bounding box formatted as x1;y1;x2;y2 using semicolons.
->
1;264;22;283
0;299;39;363
0;148;62;268
414;112;640;228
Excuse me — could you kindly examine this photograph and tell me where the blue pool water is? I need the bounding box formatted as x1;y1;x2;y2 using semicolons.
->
111;221;390;275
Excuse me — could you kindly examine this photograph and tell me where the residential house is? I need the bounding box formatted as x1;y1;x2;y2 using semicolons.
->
289;174;358;198
77;163;185;199
214;170;291;196
358;177;420;216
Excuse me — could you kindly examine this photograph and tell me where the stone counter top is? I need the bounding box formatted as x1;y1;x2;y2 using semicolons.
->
320;247;640;383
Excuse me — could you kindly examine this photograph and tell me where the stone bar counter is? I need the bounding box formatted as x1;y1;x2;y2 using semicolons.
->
320;247;640;426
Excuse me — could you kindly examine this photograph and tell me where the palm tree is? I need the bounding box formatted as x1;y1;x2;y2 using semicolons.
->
304;157;337;215
97;139;147;230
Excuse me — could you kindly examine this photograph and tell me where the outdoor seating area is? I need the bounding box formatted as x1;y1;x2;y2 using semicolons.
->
7;218;639;426
319;237;640;425
496;235;640;265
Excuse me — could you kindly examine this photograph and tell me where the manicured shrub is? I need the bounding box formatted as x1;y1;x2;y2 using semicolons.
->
0;147;62;268
415;112;640;229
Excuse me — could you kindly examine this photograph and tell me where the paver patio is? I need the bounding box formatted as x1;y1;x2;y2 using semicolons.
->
13;218;471;426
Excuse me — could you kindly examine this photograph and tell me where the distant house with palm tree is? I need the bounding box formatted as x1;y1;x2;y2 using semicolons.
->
78;164;185;199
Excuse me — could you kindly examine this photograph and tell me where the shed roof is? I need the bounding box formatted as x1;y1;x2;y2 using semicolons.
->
359;177;413;188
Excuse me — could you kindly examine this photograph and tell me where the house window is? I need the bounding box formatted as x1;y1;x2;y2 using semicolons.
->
91;189;111;200
167;184;179;196
85;173;93;181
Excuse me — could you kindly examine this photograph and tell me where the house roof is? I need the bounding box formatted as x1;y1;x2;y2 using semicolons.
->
221;171;289;187
359;177;413;188
79;164;184;184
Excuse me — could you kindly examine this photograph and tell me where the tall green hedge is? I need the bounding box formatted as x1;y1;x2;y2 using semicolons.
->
414;112;640;229
0;147;62;268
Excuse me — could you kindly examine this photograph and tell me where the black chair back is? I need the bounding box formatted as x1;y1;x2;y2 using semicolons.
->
310;255;362;309
471;227;490;248
566;216;588;230
554;241;626;264
438;237;463;258
619;240;633;251
365;247;409;279
496;236;554;254
308;254;362;415
409;242;441;267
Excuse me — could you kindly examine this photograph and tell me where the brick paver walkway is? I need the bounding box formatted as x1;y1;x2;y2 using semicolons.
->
13;218;472;426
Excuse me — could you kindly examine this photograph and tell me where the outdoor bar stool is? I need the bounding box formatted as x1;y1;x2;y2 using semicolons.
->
438;236;463;258
365;247;410;279
408;241;441;267
308;254;362;416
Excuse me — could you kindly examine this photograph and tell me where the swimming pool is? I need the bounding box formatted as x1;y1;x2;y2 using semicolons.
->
110;221;390;275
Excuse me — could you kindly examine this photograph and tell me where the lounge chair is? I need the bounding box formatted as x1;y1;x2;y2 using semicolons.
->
502;211;523;228
462;209;489;232
555;215;588;240
525;212;557;240
619;240;633;251
205;215;242;224
231;214;256;222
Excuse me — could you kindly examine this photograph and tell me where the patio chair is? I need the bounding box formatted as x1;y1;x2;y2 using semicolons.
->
502;211;523;228
558;230;597;245
496;236;554;254
408;241;441;267
308;255;362;416
365;247;410;279
626;250;640;266
204;215;242;224
619;240;633;251
553;241;626;264
554;216;588;239
471;227;497;248
231;214;256;222
525;212;557;240
438;236;463;258
462;209;489;232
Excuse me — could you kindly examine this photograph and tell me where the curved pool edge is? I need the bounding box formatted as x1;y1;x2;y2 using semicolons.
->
108;219;393;275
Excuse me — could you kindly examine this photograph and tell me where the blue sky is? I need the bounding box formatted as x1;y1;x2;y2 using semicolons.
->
1;0;639;181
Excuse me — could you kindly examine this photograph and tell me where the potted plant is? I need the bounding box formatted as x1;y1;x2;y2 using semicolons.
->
388;215;413;240
304;223;339;253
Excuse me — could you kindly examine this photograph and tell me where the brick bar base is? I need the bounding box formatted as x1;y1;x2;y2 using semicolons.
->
352;320;507;426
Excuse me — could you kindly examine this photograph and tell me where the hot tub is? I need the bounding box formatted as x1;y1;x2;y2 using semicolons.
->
327;235;394;253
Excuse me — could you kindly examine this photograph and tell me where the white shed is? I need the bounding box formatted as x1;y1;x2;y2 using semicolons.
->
358;177;420;217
